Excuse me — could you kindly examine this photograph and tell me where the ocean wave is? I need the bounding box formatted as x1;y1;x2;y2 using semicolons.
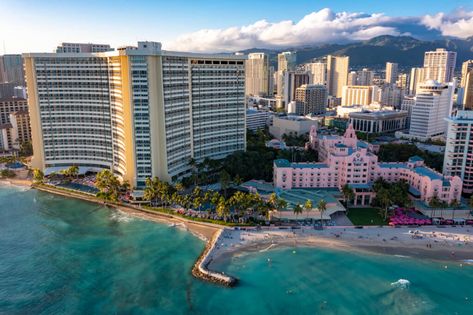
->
391;279;410;289
110;211;134;223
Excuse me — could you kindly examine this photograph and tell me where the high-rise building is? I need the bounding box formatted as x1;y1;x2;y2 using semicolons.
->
282;71;311;106
277;52;296;73
460;60;473;87
276;52;297;106
0;97;28;124
294;84;327;115
381;84;403;108
347;71;357;86
385;62;398;84
326;55;349;98
306;62;326;85
245;53;270;97
423;48;456;83
397;73;408;90
401;96;415;129
409;67;425;95
444;110;473;194
341;85;378;106
408;80;454;139
0;55;25;85
24;41;246;187
463;71;473;110
356;68;374;86
55;42;113;53
9;110;32;147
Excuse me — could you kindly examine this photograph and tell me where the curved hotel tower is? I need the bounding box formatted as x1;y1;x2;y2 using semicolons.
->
24;42;246;187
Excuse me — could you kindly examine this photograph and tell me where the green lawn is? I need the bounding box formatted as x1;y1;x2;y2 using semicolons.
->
346;207;387;226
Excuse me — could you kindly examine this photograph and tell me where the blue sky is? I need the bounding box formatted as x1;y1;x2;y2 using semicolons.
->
1;0;472;53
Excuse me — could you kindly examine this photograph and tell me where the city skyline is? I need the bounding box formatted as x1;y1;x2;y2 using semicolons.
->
0;1;472;53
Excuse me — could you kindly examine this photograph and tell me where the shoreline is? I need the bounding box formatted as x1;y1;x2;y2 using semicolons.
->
207;226;473;271
2;182;473;288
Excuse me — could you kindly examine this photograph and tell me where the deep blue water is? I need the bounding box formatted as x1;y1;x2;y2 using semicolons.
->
1;185;472;315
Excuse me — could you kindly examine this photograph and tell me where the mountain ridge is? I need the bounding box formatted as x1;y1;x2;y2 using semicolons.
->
238;35;473;69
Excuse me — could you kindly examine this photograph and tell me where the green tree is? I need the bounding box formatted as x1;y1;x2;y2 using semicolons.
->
293;204;303;221
95;169;120;201
377;188;392;220
32;168;44;183
317;199;327;227
341;184;355;210
304;199;313;220
219;170;231;198
216;197;230;222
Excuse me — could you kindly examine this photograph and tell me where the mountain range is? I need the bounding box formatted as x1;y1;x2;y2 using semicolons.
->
238;35;473;69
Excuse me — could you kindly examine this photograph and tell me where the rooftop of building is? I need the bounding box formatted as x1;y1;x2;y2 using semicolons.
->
349;110;408;119
24;41;247;60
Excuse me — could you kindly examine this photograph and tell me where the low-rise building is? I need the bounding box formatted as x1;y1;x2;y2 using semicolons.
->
246;108;271;131
274;124;462;206
349;110;408;134
269;115;317;139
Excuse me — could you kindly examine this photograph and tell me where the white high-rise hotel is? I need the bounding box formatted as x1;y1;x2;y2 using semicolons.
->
423;48;456;83
24;41;246;187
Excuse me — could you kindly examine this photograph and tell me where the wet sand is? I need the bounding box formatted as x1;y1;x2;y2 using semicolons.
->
208;226;473;268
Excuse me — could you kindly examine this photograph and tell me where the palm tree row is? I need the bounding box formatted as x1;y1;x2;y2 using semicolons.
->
143;178;288;223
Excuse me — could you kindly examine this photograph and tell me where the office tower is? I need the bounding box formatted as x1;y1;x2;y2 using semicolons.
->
385;62;398;84
282;71;310;106
381;84;402;108
397;73;408;90
326;55;349;98
444;110;473;194
0;55;25;85
56;42;113;53
341;85;379;106
24;41;246;187
245;53;270;97
423;48;456;83
409;67;425;95
294;84;327;115
307;62;326;85
464;71;473;110
408;80;454;139
0;97;28;124
268;66;275;96
356;68;374;86
461;60;473;87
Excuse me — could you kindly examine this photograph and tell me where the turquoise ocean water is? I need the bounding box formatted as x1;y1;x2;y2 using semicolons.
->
1;185;472;315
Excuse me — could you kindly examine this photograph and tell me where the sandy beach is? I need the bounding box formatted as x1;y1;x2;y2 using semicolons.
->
207;226;473;268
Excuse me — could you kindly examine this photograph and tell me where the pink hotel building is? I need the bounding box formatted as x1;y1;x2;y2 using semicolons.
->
273;125;462;206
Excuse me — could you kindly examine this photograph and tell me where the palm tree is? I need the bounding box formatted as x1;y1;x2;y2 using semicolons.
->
219;170;231;198
377;188;392;221
317;199;327;227
216;197;230;222
96;169;120;201
341;184;355;212
293;204;303;221
268;193;278;210
32;168;44;184
304;199;313;220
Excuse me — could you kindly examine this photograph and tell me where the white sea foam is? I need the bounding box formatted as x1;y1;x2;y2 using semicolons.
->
391;279;410;289
110;211;134;223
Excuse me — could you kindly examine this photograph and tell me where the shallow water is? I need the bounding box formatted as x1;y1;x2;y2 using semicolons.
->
1;186;472;314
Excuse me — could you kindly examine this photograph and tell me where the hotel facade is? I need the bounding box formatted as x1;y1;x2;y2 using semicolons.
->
24;41;246;187
274;124;462;206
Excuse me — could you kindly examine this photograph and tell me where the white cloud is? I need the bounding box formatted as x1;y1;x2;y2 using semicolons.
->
421;10;473;38
166;8;473;52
